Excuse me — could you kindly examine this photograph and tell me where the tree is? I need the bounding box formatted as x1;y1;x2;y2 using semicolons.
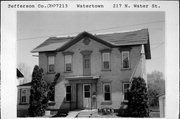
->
127;77;149;117
28;65;60;117
147;71;165;106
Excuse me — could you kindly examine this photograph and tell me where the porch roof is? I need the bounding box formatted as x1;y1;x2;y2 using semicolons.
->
65;75;100;80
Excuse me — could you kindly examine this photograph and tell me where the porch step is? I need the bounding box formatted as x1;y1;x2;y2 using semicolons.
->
66;111;80;118
76;109;98;118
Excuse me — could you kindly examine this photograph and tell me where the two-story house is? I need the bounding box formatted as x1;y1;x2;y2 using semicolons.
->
31;29;151;112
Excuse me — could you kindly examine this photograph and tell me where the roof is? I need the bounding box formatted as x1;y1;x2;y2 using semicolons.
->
17;69;24;78
32;29;151;59
17;82;31;87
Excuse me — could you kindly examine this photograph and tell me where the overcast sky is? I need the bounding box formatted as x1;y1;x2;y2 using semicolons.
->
17;11;165;77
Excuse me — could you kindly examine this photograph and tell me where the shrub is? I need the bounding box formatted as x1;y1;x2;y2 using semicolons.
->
28;65;60;117
127;77;149;117
28;65;47;117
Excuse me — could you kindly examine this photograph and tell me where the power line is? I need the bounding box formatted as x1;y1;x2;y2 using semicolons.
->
18;20;164;41
88;20;164;32
151;42;164;50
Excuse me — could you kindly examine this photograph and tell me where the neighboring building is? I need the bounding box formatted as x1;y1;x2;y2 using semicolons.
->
17;69;24;85
31;29;151;112
17;69;31;117
17;82;31;117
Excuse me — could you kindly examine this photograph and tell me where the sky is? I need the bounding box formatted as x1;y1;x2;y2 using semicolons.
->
17;11;165;81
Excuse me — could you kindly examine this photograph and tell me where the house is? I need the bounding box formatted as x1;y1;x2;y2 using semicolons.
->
17;69;31;117
31;29;151;112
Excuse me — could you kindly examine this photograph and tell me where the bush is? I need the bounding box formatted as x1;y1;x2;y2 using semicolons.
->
127;77;149;117
28;65;60;117
28;65;48;117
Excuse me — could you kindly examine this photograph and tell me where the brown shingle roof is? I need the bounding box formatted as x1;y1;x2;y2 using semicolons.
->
31;29;151;59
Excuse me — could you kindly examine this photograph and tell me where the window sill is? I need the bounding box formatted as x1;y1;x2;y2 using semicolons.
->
47;72;56;74
121;68;131;71
101;69;111;71
19;103;29;105
64;71;73;73
101;101;112;105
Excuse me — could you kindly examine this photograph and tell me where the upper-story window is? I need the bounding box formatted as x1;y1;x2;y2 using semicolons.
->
102;53;110;70
100;49;111;71
122;51;130;69
65;55;72;72
48;56;55;73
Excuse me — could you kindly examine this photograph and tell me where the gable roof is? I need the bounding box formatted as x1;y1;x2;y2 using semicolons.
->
17;69;24;78
32;29;151;59
17;82;31;87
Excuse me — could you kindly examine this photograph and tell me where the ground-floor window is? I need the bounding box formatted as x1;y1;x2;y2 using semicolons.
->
123;83;130;101
103;83;111;101
66;85;72;101
49;90;55;102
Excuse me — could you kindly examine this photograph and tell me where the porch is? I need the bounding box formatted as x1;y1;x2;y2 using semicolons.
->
65;75;99;110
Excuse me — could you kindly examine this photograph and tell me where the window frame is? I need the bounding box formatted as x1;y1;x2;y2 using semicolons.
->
47;55;55;73
64;55;73;72
49;89;55;102
20;88;28;104
102;52;110;70
100;49;112;71
122;51;130;69
103;83;111;102
123;83;130;101
65;85;72;102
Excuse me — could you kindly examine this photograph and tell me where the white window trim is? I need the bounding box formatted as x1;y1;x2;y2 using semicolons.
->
102;52;111;70
65;85;72;102
123;83;130;101
122;51;130;69
103;83;111;102
64;55;73;72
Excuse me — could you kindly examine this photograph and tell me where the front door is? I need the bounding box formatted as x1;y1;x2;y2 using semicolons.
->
83;84;91;109
83;54;91;76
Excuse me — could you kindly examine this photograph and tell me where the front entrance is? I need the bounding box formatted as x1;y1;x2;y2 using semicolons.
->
83;84;91;109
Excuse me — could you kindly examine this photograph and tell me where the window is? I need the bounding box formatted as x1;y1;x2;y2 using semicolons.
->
102;53;110;70
122;51;130;69
103;83;111;101
20;89;27;103
84;85;91;98
66;85;71;101
123;83;130;101
48;56;55;73
49;90;55;102
65;55;72;72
